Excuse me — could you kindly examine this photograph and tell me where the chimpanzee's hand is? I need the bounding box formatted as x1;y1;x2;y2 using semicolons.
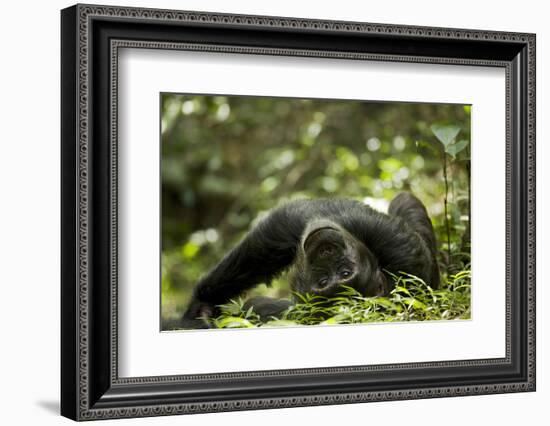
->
242;297;293;322
180;298;216;329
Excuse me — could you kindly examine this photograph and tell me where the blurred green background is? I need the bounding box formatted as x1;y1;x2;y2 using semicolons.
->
161;94;471;330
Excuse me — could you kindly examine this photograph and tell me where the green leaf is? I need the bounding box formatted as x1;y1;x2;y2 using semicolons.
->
262;320;300;327
217;299;244;316
402;298;427;310
215;317;254;328
372;297;394;308
394;286;411;296
430;124;461;147
320;315;348;325
445;139;469;159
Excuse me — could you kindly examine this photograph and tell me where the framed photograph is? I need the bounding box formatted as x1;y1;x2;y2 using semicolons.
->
61;4;536;421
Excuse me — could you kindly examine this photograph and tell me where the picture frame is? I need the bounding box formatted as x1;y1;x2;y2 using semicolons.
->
60;3;536;421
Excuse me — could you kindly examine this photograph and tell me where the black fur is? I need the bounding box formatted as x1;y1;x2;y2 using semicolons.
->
181;192;439;329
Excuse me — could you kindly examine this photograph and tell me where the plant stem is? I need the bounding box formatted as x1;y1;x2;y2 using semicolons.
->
466;146;471;241
442;152;451;271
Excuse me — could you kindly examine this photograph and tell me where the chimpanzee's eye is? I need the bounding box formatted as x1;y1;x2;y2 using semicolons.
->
318;277;329;287
340;269;351;279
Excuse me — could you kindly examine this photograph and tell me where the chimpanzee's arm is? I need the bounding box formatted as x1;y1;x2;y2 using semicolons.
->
181;202;309;328
388;192;440;289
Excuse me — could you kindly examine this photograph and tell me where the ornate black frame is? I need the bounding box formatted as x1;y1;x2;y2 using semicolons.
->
61;3;536;421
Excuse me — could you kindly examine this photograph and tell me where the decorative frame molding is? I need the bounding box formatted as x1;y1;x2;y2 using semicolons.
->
61;3;535;421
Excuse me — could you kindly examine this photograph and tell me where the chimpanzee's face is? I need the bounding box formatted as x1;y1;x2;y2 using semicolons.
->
289;220;388;298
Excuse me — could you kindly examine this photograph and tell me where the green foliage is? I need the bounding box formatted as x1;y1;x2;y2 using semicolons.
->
445;140;469;159
430;123;469;160
160;94;471;329
431;124;460;148
210;267;471;328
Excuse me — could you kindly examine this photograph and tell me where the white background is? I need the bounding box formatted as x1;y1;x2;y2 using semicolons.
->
119;49;506;376
0;0;547;425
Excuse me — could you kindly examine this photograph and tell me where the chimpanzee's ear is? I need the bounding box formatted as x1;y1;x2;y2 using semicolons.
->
374;270;389;297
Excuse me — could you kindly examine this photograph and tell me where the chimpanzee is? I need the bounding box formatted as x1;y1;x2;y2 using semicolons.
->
181;192;440;329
